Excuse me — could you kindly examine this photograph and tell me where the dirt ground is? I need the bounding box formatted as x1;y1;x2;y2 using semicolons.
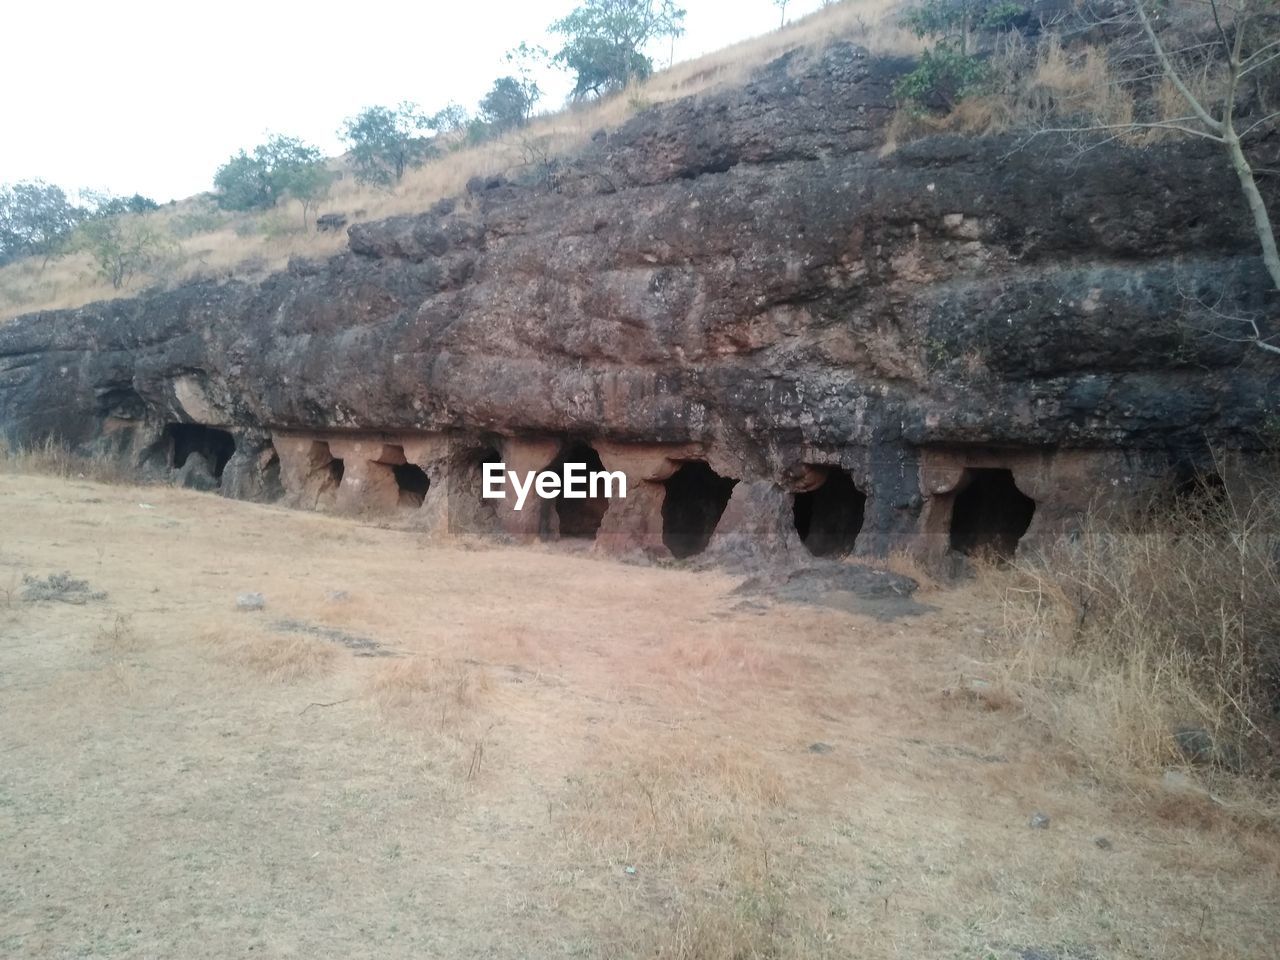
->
1;473;1276;959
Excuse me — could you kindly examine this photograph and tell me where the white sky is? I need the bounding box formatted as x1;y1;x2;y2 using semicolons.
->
1;0;829;203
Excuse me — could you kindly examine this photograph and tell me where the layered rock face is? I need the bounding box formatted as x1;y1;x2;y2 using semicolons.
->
1;43;1276;563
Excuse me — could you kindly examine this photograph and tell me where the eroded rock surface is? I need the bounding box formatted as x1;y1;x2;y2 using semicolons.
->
1;43;1276;562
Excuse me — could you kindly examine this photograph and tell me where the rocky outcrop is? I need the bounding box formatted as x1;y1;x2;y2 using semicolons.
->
1;43;1276;564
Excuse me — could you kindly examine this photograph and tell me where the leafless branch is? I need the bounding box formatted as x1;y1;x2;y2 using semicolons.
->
1237;109;1280;138
1134;0;1226;132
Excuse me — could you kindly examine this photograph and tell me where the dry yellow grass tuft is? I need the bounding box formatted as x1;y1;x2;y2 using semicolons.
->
91;613;146;655
875;547;941;592
0;0;918;323
564;730;787;867
202;625;338;682
367;655;491;729
0;437;146;486
981;470;1280;789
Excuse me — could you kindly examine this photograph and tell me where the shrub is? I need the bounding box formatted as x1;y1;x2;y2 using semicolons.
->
75;216;176;289
338;103;434;188
896;0;1026;108
996;467;1280;776
479;77;535;132
550;0;686;99
0;180;84;265
895;42;992;107
212;135;326;212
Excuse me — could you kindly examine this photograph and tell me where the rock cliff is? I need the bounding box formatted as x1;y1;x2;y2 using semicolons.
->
1;43;1277;562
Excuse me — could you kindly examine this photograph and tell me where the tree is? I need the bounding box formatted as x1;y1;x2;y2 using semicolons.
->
896;0;1025;108
1036;1;1280;355
1127;0;1280;356
0;180;84;265
212;134;326;212
429;102;471;135
773;0;789;28
549;0;686;99
76;216;173;289
480;77;536;131
339;103;434;187
285;162;333;230
88;193;160;218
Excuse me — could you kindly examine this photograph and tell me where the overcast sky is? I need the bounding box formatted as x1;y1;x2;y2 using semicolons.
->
2;0;830;203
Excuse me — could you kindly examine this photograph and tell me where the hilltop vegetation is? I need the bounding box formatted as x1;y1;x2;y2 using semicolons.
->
0;0;915;321
1;0;1277;337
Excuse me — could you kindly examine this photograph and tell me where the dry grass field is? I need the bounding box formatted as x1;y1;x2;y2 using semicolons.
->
1;471;1278;959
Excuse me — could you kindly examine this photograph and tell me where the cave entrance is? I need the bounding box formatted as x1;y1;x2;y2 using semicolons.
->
164;423;236;480
307;441;344;506
1174;468;1226;517
261;445;284;501
547;442;610;540
393;463;431;507
948;468;1035;560
661;461;737;559
793;467;866;557
371;444;431;508
469;446;503;492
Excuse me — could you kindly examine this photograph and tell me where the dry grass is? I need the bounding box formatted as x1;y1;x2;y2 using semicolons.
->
367;655;491;729
565;732;787;867
2;470;1278;958
0;436;146;485
984;470;1280;787
883;23;1233;147
91;613;145;655
202;624;338;682
563;732;831;960
0;0;919;323
876;547;941;592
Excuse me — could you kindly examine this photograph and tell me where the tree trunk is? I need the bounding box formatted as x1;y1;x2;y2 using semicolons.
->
1225;131;1280;293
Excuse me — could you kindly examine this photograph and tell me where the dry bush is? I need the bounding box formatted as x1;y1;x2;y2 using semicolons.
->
0;437;140;483
877;547;940;592
0;0;918;323
884;33;1139;145
991;470;1280;779
203;626;337;682
366;656;490;730
92;614;145;655
0;437;143;485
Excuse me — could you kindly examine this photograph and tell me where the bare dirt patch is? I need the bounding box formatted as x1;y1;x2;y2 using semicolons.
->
0;473;1276;959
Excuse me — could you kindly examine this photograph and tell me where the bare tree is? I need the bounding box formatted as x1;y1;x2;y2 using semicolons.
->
1060;1;1280;354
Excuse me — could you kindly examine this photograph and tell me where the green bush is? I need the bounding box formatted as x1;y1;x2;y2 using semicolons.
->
212;135;325;212
896;0;1025;108
895;42;992;108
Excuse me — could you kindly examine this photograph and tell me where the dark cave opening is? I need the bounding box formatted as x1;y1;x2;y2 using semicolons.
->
793;467;866;557
261;446;284;500
392;462;431;507
547;442;610;540
948;468;1036;560
307;441;344;504
1174;468;1226;515
165;423;236;479
372;444;431;508
470;446;503;483
661;461;738;559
